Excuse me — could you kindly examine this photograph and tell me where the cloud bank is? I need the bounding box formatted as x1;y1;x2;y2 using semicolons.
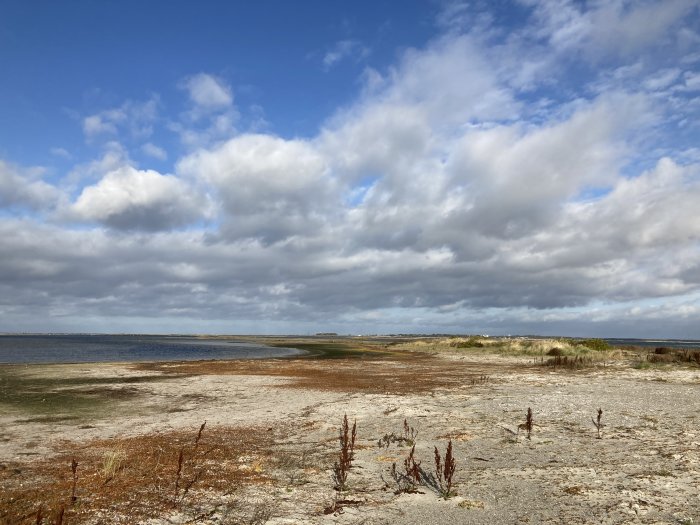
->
1;0;700;336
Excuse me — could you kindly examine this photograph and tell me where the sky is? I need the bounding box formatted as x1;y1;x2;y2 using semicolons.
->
1;0;700;337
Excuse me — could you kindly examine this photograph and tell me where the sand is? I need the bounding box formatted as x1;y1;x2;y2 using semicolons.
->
1;349;699;524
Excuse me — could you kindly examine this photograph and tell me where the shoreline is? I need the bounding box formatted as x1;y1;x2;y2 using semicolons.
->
1;339;699;524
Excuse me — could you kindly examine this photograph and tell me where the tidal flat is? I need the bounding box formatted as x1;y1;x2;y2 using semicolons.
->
1;337;699;524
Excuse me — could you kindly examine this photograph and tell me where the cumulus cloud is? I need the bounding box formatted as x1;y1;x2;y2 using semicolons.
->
178;134;335;243
70;165;208;231
173;73;238;147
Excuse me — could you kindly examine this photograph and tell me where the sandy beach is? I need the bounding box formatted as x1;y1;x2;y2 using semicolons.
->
1;338;699;524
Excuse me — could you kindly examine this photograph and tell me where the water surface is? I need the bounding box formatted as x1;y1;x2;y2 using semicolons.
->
0;334;302;364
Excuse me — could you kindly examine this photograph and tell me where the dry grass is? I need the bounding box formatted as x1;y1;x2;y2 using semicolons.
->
0;424;278;524
133;353;506;395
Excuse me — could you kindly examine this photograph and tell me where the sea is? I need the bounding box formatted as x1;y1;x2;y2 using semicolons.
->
0;334;304;364
603;338;700;350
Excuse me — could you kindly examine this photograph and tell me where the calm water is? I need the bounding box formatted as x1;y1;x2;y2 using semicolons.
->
604;338;700;349
0;334;304;364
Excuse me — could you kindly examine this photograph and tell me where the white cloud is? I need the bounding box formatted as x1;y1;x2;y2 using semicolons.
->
524;0;697;60
71;165;208;231
83;113;120;137
178;134;334;243
682;71;700;91
141;142;167;160
82;97;159;141
50;147;72;160
181;73;233;109
323;40;369;70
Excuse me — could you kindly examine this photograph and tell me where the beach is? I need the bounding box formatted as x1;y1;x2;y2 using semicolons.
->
1;338;699;524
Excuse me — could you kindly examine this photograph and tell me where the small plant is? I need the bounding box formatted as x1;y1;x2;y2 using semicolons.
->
386;444;423;494
70;459;78;503
592;408;604;439
173;421;208;507
432;440;456;499
332;414;356;491
403;418;417;445
378;418;418;449
518;408;533;439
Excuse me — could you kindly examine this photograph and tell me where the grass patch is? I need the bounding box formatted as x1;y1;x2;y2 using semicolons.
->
0;366;180;420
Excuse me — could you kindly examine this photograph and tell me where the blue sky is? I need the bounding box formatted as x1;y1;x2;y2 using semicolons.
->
1;0;700;336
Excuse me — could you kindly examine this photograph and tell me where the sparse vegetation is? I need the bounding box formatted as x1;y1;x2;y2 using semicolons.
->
378;418;417;448
0;425;274;523
3;335;699;523
332;414;356;491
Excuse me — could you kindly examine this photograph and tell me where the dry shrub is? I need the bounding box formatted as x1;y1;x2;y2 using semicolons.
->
0;425;277;524
647;349;700;365
545;355;593;369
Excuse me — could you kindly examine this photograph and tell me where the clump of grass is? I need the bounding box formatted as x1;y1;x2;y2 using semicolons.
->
545;355;594;370
101;447;126;482
592;408;604;439
332;414;356;491
576;339;611;351
450;336;484;348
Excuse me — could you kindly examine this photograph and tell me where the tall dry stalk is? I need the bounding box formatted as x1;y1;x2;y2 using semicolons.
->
332;414;356;491
70;459;78;503
592;408;603;439
518;408;533;440
433;440;456;499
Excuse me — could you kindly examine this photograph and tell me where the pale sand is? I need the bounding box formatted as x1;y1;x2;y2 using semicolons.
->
1;352;699;524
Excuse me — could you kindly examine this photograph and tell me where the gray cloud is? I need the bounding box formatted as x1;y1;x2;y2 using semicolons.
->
0;161;60;211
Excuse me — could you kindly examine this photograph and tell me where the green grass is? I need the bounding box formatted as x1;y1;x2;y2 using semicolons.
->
268;341;394;359
0;366;176;421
